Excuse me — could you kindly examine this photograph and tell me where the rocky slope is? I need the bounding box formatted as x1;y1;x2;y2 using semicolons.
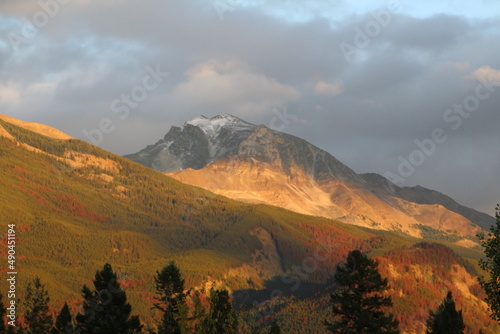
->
126;114;490;244
361;173;494;230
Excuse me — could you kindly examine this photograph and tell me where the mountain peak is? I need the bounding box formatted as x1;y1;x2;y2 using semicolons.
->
185;114;255;137
127;113;362;182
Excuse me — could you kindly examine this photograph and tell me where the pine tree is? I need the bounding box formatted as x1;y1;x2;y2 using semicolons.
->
0;293;6;334
200;289;238;334
325;250;399;334
426;291;465;334
478;205;500;322
75;263;143;333
154;261;187;334
51;302;74;333
24;277;53;334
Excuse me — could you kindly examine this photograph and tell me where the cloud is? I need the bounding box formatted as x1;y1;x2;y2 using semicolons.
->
167;59;301;117
314;81;343;96
0;83;20;105
0;0;499;214
471;66;500;84
385;14;471;52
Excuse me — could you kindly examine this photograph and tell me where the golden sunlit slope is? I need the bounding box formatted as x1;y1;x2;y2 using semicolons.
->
0;114;72;140
169;158;482;245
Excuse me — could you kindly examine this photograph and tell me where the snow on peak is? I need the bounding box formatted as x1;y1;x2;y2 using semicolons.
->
185;114;255;138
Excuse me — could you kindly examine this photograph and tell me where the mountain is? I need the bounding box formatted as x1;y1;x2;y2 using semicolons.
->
360;173;495;230
1;114;497;333
126;114;490;245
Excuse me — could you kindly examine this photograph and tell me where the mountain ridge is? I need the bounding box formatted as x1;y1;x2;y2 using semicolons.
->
360;173;495;230
126;114;492;242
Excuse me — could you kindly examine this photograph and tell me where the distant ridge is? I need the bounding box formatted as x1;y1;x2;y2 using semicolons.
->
360;173;495;230
0;114;72;140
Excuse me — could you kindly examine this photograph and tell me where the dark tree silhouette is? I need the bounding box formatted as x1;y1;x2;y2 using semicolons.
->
426;291;465;334
154;261;187;334
51;302;74;333
75;263;142;333
325;250;399;334
478;205;500;322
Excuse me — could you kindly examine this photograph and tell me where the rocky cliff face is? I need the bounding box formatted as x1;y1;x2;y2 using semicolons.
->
126;114;491;243
126;115;259;172
125;114;362;183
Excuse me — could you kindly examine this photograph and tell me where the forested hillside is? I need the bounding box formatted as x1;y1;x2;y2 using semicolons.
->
0;117;497;333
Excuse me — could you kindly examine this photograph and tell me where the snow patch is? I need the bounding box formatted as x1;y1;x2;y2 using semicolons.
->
186;114;255;139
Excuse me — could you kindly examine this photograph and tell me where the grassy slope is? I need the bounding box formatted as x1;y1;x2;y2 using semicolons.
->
0;119;496;333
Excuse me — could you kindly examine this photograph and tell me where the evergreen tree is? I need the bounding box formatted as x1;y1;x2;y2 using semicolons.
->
75;263;142;334
426;291;465;334
200;289;238;334
154;261;187;334
52;303;74;333
24;277;53;334
0;293;6;334
325;250;399;334
478;205;500;322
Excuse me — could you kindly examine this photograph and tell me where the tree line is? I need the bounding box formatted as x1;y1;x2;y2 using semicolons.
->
0;253;478;334
3;204;500;333
0;262;281;334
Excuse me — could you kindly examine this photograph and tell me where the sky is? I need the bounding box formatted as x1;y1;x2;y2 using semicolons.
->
0;0;499;215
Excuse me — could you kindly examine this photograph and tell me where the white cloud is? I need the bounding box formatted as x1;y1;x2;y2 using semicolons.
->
168;59;301;117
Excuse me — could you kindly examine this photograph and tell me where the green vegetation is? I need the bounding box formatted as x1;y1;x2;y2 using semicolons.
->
201;289;238;334
478;206;500;322
416;224;463;243
325;250;399;334
23;277;53;334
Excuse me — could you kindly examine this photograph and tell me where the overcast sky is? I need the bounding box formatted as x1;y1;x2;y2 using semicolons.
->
1;0;499;215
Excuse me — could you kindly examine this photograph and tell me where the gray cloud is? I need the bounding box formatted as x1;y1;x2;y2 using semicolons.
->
0;0;499;215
